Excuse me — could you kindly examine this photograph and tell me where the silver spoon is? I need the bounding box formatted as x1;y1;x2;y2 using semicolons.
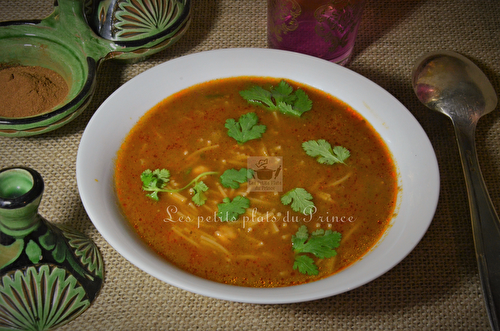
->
412;50;499;330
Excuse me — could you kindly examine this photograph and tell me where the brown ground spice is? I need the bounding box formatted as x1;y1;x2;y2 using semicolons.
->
0;65;69;118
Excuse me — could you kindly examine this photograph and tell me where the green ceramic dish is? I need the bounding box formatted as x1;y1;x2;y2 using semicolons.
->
0;0;191;137
0;166;105;330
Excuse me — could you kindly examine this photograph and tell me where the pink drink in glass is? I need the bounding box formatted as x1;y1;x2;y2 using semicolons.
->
268;0;366;65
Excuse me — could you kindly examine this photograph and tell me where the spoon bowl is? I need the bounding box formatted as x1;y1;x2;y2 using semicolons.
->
412;50;500;331
413;51;497;119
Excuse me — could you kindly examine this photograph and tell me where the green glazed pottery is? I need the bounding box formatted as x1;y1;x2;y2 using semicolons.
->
0;167;104;330
0;0;191;137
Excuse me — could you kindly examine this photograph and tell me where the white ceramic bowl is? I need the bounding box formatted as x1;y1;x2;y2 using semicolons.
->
76;48;440;304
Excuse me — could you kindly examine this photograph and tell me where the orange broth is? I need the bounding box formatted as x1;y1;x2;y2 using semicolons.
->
114;76;398;287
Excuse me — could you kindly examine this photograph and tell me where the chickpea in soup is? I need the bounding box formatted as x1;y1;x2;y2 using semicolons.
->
114;77;398;287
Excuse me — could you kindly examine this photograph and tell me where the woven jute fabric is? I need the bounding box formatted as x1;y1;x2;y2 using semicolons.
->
1;0;499;330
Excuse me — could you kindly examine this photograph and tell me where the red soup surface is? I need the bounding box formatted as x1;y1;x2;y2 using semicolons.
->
114;76;398;287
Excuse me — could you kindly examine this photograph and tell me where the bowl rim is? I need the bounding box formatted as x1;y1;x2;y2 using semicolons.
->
76;48;440;304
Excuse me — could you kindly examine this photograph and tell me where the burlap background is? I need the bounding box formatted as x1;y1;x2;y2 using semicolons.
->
1;0;499;329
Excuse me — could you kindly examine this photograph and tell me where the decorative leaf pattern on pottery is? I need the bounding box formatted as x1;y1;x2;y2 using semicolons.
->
0;265;90;331
58;224;104;279
113;0;188;40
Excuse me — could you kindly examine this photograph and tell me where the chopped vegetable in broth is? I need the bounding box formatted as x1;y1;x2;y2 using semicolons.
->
114;77;398;287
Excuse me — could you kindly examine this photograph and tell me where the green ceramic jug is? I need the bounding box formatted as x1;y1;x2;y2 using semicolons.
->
0;167;104;330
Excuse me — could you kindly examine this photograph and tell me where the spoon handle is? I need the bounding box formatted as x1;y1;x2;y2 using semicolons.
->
454;122;500;330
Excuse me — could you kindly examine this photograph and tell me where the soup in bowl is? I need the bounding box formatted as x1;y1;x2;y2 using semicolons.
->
76;49;439;303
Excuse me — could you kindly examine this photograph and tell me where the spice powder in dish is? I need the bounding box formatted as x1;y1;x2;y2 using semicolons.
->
0;65;69;118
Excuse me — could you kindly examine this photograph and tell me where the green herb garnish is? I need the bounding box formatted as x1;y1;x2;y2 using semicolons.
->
220;168;254;189
293;255;318;276
281;188;315;216
141;169;171;201
191;181;209;206
239;80;312;117
302;139;350;165
225;112;267;144
141;168;217;205
292;225;342;275
217;196;250;222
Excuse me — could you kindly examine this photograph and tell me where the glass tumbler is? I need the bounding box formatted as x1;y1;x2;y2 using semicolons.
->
267;0;367;65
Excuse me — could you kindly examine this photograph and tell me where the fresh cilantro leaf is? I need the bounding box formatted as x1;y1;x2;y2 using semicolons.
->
291;89;313;114
141;169;170;188
141;168;217;201
225;112;266;144
281;188;315;215
293;228;341;259
239;80;312;117
217;196;250;222
293;224;309;240
302;139;350;165
146;191;160;201
141;169;171;201
292;225;342;276
220;168;254;189
293;254;318;276
238;86;275;109
272;80;295;104
191;181;209;206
